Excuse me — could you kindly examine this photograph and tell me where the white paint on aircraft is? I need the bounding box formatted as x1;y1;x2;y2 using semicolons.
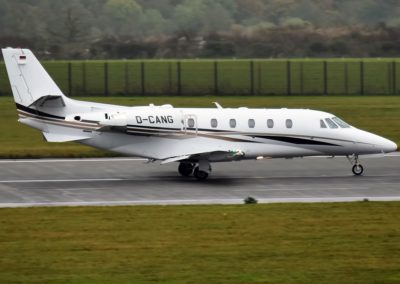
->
1;48;397;180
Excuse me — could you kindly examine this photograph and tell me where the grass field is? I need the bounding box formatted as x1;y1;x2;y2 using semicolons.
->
0;202;399;283
0;96;398;158
1;59;400;96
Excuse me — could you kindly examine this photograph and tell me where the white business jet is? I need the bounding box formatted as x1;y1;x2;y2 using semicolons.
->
2;48;397;180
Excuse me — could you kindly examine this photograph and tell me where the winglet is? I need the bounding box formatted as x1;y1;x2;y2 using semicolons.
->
213;102;223;109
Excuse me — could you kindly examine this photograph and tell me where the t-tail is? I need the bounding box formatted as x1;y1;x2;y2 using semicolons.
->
1;48;114;142
2;48;66;108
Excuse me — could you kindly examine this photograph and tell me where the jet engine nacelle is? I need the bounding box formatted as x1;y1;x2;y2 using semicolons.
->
66;112;128;127
101;112;128;126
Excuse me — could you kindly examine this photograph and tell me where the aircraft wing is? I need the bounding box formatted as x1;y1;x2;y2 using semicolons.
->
42;132;92;142
160;149;245;164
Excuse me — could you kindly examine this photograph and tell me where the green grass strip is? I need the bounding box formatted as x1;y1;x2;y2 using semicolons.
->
0;202;399;283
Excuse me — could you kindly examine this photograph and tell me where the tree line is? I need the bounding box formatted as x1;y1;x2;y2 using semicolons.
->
0;0;399;59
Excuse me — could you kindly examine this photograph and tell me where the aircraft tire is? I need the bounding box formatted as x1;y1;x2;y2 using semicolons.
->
178;163;194;177
193;167;209;181
352;164;364;176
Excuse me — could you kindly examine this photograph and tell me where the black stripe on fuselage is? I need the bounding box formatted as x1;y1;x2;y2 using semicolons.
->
16;103;65;120
253;135;339;146
127;125;231;133
127;124;180;131
127;125;340;146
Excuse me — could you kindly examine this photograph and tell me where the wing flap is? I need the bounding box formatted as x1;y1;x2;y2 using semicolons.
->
160;155;191;164
160;149;245;164
42;132;91;142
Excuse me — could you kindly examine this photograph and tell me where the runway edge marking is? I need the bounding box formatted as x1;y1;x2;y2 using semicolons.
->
1;196;400;208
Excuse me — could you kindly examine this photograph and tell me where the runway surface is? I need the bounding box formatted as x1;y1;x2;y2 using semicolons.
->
0;153;399;207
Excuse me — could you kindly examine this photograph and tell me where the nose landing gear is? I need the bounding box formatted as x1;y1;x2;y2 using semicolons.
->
347;154;364;176
352;164;364;175
178;160;211;180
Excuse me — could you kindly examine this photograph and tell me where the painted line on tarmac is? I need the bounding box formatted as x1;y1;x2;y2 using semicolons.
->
1;196;400;208
0;158;147;163
0;178;125;183
0;174;399;183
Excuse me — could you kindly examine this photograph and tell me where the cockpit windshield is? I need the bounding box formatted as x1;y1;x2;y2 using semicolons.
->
332;117;351;128
325;118;338;129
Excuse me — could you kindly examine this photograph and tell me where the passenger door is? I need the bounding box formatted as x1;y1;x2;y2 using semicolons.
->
182;114;198;135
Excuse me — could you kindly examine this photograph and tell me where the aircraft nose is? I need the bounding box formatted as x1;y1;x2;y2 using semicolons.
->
357;130;397;153
382;139;397;153
374;135;397;153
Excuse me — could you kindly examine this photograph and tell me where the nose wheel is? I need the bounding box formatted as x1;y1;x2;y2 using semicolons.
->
352;164;364;175
347;154;364;176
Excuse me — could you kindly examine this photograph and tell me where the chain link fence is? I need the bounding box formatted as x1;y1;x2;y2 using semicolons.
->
0;59;399;96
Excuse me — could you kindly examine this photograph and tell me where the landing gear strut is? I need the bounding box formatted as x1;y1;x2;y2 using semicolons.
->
178;160;211;180
347;154;364;176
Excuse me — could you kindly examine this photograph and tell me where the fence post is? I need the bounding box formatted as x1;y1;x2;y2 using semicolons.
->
141;61;145;96
300;62;304;95
360;61;364;95
344;62;349;95
250;60;255;96
168;62;172;94
104;62;109;96
393;61;397;95
68;62;72;96
257;62;262;95
177;61;181;96
125;62;129;95
323;61;328;95
82;62;86;96
287;61;291;95
214;61;219;95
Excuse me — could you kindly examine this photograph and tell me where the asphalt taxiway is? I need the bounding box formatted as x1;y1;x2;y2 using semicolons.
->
0;153;399;207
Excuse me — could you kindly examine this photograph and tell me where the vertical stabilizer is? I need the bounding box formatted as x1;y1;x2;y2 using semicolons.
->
1;48;65;107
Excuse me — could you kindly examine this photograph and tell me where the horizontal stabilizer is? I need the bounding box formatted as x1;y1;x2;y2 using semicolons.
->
29;95;65;108
42;132;91;142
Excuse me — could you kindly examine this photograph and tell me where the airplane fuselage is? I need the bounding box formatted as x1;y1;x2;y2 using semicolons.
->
3;48;398;180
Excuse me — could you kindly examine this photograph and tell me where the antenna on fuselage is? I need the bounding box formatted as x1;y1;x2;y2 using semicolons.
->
213;102;223;109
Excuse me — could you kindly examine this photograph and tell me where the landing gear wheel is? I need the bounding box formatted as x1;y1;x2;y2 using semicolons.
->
352;164;364;176
193;167;209;181
178;163;194;177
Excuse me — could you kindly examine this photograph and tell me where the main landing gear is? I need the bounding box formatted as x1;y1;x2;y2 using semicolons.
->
178;161;211;181
347;154;364;176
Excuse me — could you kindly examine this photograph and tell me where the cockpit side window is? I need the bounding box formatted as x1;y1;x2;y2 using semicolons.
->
332;117;351;128
320;119;327;128
325;118;338;129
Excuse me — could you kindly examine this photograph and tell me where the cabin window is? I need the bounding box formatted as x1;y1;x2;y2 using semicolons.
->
286;119;293;129
188;118;195;128
211;118;218;128
320;119;327;128
267;119;274;128
229;119;236;128
332;117;351;128
325;118;338;129
248;119;255;128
